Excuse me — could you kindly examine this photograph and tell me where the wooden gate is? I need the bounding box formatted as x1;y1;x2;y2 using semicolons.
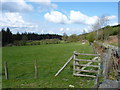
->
73;51;101;78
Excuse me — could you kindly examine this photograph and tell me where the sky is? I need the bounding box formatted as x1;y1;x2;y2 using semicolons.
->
0;0;118;35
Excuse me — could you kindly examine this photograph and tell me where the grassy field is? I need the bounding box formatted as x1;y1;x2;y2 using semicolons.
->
2;42;95;88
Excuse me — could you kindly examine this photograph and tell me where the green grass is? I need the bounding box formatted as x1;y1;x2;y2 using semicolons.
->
2;42;95;88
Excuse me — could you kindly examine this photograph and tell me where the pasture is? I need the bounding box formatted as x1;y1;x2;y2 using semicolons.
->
2;42;95;88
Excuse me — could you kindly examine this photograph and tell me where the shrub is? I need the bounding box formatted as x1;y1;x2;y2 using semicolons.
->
86;32;95;43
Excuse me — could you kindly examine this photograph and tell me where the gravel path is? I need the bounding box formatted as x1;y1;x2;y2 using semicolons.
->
99;79;119;88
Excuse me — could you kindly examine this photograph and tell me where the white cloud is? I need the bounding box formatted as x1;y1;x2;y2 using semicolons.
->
44;11;69;24
69;10;100;25
66;27;70;31
85;16;99;25
27;0;58;11
44;10;117;25
69;10;90;24
1;0;57;12
60;28;64;31
109;22;118;26
44;10;99;25
59;27;70;32
47;31;54;34
26;0;51;2
105;16;116;20
0;12;38;29
83;26;92;33
41;30;44;33
1;0;33;12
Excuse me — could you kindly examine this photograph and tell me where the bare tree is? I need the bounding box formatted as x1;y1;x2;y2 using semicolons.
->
82;29;87;34
91;15;109;41
62;33;68;41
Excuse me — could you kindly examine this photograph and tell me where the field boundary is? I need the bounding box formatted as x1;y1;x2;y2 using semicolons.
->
93;42;120;88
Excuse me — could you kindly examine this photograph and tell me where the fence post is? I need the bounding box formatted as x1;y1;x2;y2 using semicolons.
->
118;70;120;89
73;51;76;75
4;61;8;80
118;51;120;89
94;57;101;88
103;48;112;79
34;60;38;79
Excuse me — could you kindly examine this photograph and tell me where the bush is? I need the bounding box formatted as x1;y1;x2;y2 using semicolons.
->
27;39;61;46
13;40;26;46
86;32;95;43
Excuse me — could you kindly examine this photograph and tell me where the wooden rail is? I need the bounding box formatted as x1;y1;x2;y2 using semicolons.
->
73;73;96;78
80;57;99;71
74;64;99;68
74;69;98;73
75;59;100;62
74;53;100;56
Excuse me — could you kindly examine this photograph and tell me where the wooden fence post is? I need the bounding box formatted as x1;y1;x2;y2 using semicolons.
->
103;48;112;79
75;52;80;74
94;57;101;88
4;61;8;80
73;51;76;75
34;60;38;79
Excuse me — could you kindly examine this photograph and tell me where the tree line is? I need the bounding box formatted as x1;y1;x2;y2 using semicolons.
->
1;24;119;46
1;27;62;46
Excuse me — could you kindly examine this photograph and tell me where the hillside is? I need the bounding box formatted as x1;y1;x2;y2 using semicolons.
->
105;35;118;45
80;25;119;46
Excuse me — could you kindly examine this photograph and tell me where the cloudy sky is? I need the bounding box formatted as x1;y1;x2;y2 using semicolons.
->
0;0;118;35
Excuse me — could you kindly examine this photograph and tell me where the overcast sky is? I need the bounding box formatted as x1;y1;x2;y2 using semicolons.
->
0;0;118;35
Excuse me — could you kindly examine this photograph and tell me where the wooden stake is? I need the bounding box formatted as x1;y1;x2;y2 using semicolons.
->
34;60;38;79
4;61;8;80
